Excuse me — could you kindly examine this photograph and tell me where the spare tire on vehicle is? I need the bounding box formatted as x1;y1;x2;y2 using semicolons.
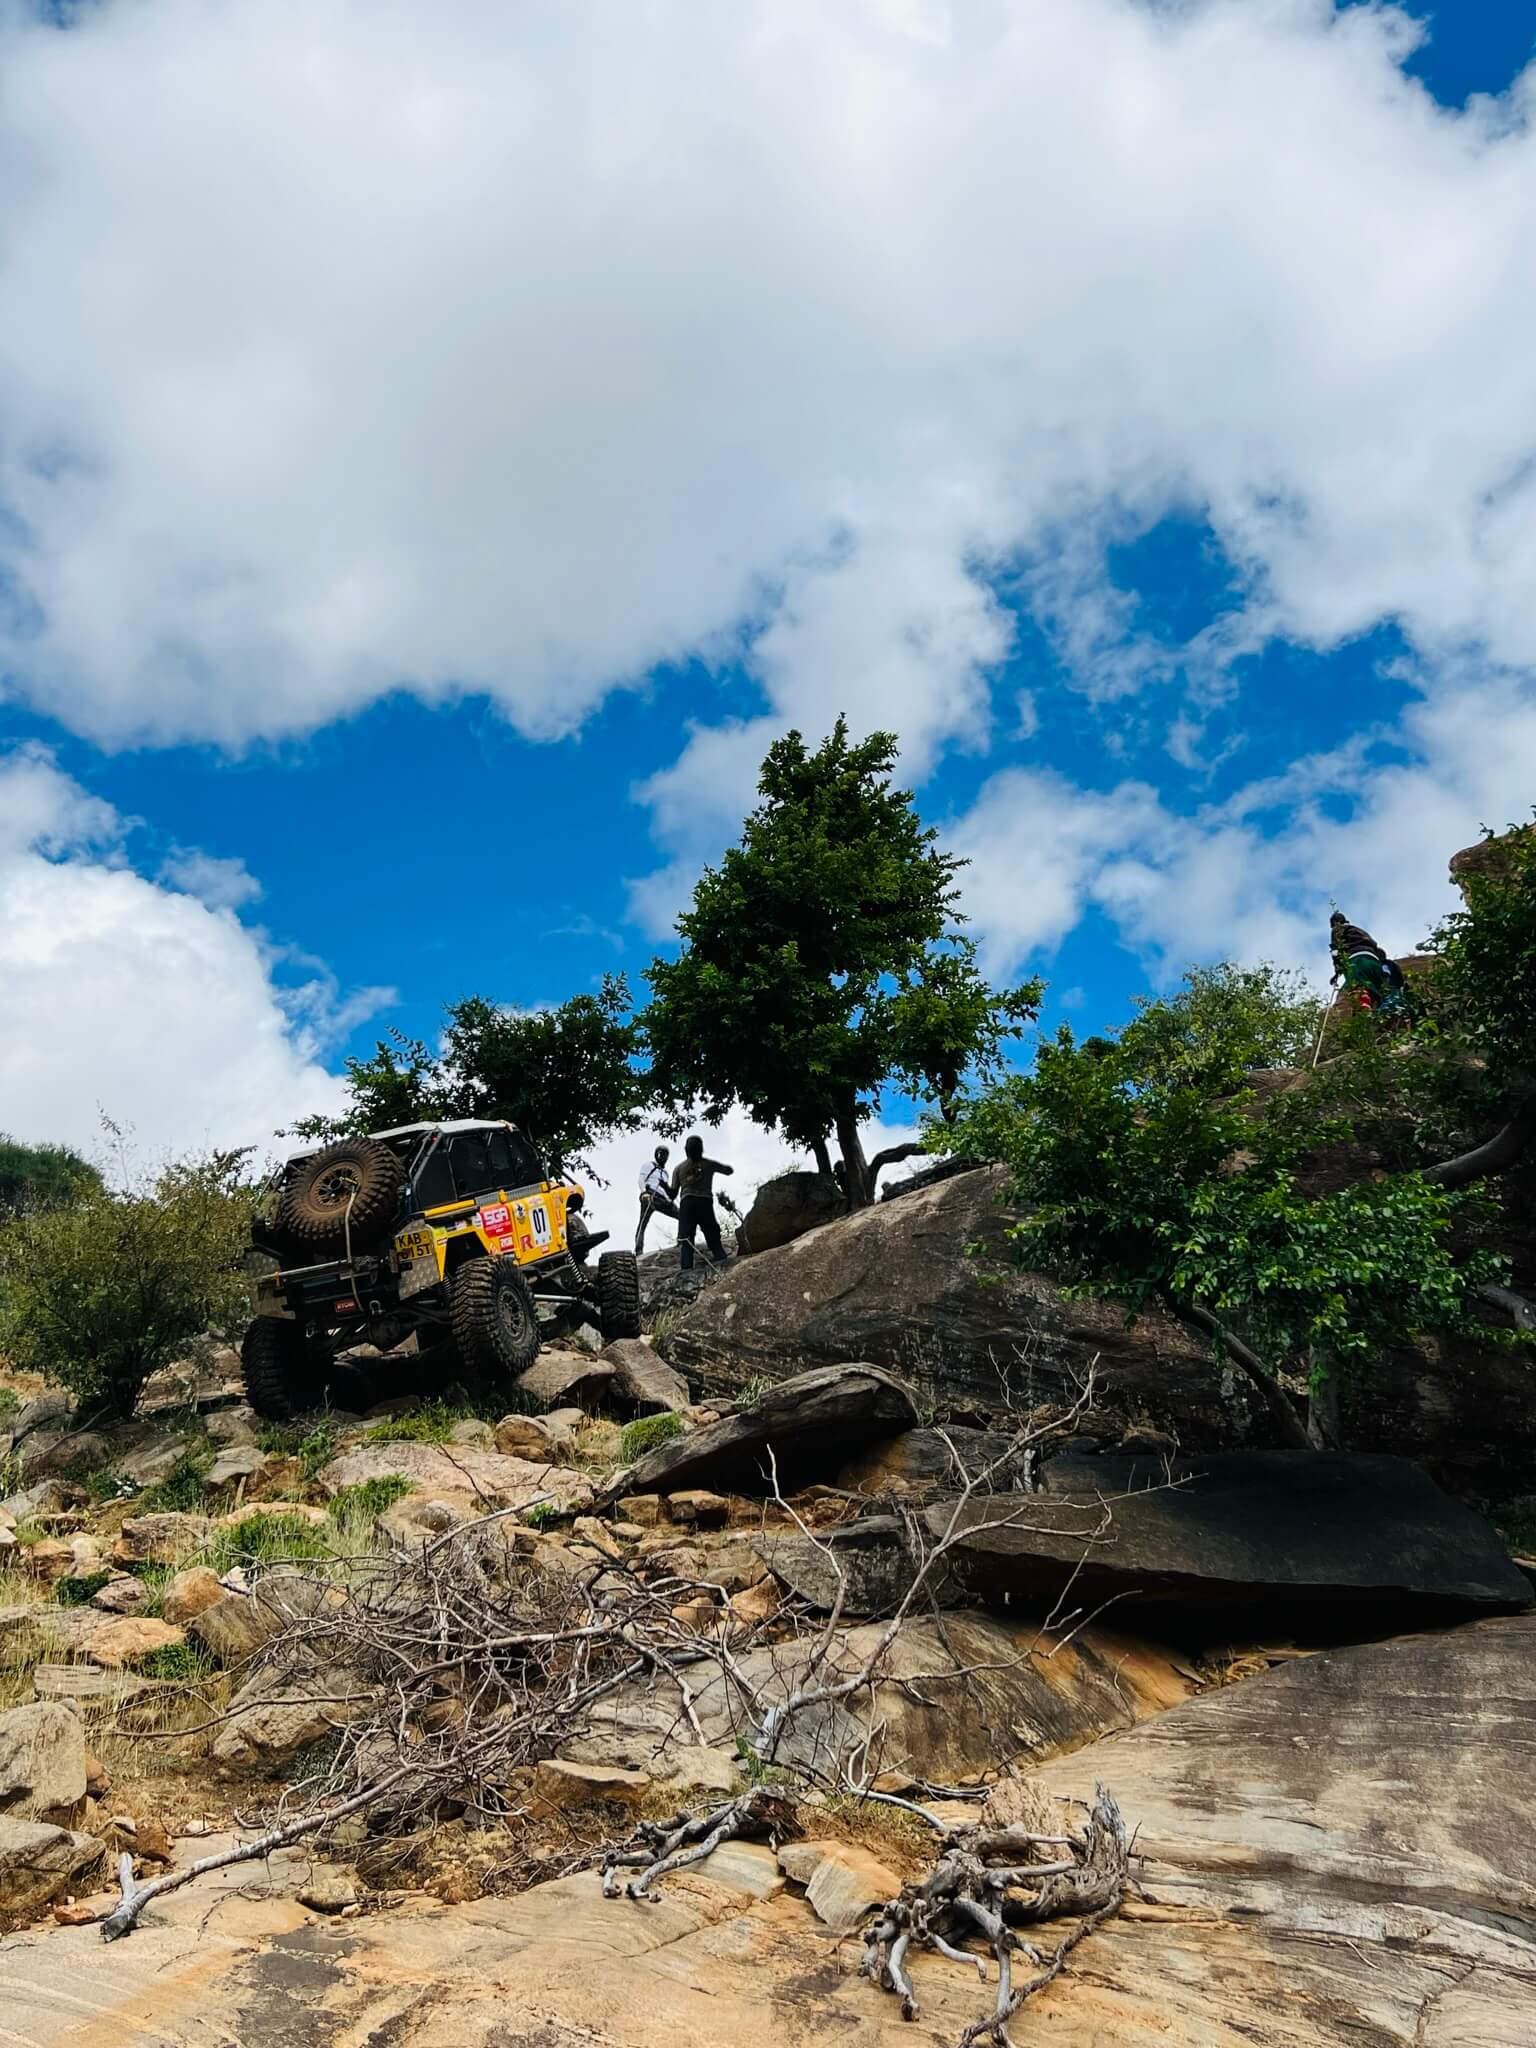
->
597;1250;642;1342
277;1137;404;1254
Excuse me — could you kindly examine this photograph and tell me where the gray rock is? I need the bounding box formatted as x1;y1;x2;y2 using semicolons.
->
602;1339;690;1415
935;1450;1535;1635
8;1392;74;1443
514;1352;617;1411
204;1406;259;1448
838;1425;1035;1496
617;1364;919;1499
89;1576;148;1615
736;1170;844;1256
111;1512;211;1567
0;1703;87;1825
317;1441;594;1514
114;1438;189;1488
205;1446;270;1487
755;1517;946;1616
0;1815;104;1916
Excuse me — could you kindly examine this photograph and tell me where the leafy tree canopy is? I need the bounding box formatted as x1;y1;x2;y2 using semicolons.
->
0;1133;103;1216
943;961;1518;1449
645;719;1039;1199
304;974;648;1178
0;1149;253;1418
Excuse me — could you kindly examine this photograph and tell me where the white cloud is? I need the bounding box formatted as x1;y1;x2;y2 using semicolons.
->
158;846;263;910
0;0;1531;804
0;746;359;1163
954;663;1536;990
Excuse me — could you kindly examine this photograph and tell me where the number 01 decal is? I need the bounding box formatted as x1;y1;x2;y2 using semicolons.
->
530;1201;552;1246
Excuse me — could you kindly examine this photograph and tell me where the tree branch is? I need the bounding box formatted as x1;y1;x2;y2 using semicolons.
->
1420;1094;1536;1190
1173;1298;1311;1451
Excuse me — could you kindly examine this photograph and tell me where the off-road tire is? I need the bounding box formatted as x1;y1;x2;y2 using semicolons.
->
277;1138;404;1254
451;1255;541;1389
597;1250;642;1342
242;1316;327;1421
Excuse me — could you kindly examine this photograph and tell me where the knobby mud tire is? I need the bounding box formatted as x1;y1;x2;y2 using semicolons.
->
241;1316;328;1422
277;1138;404;1255
597;1250;642;1342
450;1256;542;1390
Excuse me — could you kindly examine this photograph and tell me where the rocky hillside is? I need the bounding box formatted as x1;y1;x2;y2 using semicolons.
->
2;1292;1533;2044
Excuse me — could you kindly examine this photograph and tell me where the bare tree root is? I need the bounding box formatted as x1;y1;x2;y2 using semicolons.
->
601;1784;794;1899
862;1785;1129;2046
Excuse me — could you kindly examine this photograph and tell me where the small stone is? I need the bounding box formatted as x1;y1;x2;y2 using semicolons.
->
609;1522;645;1543
81;1618;187;1670
89;1576;148;1615
532;1759;653;1811
669;1598;719;1634
111;1512;211;1568
494;1415;558;1459
804;1843;901;1932
665;1490;730;1531
114;1440;187;1488
23;1538;76;1586
448;1418;495;1448
298;1873;359;1914
777;1841;831;1885
728;1579;781;1629
132;1817;174;1863
205;1447;270;1488
618;1494;662;1527
205;1407;259;1448
53;1900;100;1926
694;1840;784;1899
542;1409;585;1444
661;1747;739;1797
161;1567;226;1625
84;1754;110;1799
570;1516;622;1560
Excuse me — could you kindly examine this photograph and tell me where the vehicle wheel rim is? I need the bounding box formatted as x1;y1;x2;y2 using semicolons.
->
314;1166;362;1209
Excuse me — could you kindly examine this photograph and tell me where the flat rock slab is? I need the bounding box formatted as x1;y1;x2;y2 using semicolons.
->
932;1449;1534;1635
620;1364;919;1498
603;1338;691;1414
318;1442;594;1515
755;1517;946;1616
838;1425;1034;1496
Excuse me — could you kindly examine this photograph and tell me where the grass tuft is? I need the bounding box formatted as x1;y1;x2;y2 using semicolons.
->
136;1639;217;1684
619;1411;686;1462
328;1474;414;1527
53;1570;114;1607
364;1401;463;1445
140;1447;214;1514
206;1510;331;1574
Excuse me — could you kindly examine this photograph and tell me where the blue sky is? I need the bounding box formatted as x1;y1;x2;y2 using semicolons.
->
2;0;1535;1198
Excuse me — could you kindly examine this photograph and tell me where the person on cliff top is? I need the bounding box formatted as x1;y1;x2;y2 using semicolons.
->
1330;911;1412;1021
669;1135;733;1271
634;1143;679;1254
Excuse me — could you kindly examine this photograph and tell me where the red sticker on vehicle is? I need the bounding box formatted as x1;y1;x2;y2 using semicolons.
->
480;1203;510;1232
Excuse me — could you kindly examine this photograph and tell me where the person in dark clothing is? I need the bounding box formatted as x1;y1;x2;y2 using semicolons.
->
670;1135;733;1271
1329;911;1411;1021
565;1188;593;1265
635;1144;679;1254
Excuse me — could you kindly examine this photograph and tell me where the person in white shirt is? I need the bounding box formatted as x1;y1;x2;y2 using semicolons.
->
635;1144;680;1253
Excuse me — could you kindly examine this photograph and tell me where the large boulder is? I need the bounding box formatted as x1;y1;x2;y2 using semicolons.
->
838;1424;1035;1496
317;1442;594;1515
0;1816;103;1920
0;1704;87;1827
665;1165;1254;1441
601;1340;691;1415
736;1171;844;1256
934;1449;1534;1636
754;1517;945;1617
617;1364;919;1497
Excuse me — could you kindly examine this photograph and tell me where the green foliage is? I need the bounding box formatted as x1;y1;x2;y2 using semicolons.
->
1430;820;1536;1088
363;1400;465;1444
84;1467;139;1505
521;1501;558;1530
53;1570;114;1606
0;1388;16;1422
328;1474;413;1525
0;1149;254;1418
206;1510;330;1574
644;721;1038;1194
0;1134;102;1217
303;975;649;1177
258;1417;341;1479
136;1639;216;1684
619;1411;686;1462
945;961;1520;1434
140;1447;213;1514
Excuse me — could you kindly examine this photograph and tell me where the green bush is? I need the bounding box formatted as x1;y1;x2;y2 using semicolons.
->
0;1388;18;1423
206;1510;330;1574
619;1411;686;1462
522;1501;558;1530
84;1467;139;1505
328;1475;413;1525
53;1570;114;1607
0;1148;253;1418
140;1448;213;1514
364;1401;461;1444
136;1640;216;1684
257;1416;343;1479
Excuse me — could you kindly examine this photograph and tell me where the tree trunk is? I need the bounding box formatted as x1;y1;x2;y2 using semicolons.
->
834;1108;872;1208
866;1141;925;1197
1305;1354;1342;1450
812;1137;833;1178
1174;1300;1313;1451
1420;1093;1536;1189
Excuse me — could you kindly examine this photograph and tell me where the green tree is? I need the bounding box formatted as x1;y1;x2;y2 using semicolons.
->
943;962;1516;1449
307;974;648;1178
0;1134;103;1216
0;1150;254;1418
644;720;1040;1202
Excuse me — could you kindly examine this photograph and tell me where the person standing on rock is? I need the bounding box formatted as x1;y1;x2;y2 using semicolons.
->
670;1135;733;1271
635;1144;680;1253
1329;911;1412;1022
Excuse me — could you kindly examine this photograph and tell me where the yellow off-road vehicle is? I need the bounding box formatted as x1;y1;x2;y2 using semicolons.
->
240;1120;640;1420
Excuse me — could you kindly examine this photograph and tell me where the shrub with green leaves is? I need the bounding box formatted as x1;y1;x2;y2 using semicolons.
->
206;1510;330;1574
136;1640;216;1684
619;1411;686;1462
140;1447;214;1514
0;1148;254;1418
364;1401;462;1445
53;1570;114;1607
328;1474;413;1525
